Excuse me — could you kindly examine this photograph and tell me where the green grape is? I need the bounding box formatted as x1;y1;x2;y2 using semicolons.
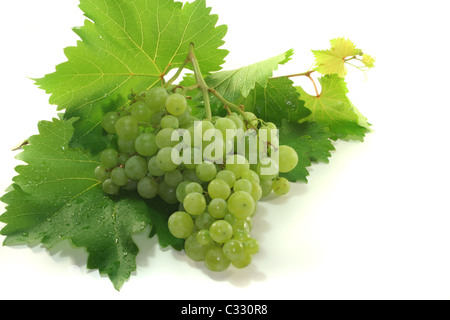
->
233;230;251;242
209;220;233;244
182;169;203;184
233;179;253;194
155;128;177;149
244;238;260;255
265;122;277;130
228;191;255;219
164;170;183;187
118;153;129;166
194;120;215;140
278;145;299;173
156;147;178;172
182;147;202;170
150;111;165;125
159;181;178;204
123;179;138;191
148;156;165;177
204;247;231;272
259;126;276;143
208;179;231;200
240;170;260;184
256;159;279;181
130;101;152;123
115;116;139;141
161;115;180;129
272;177;291;196
196;161;217;182
197;230;214;246
184;182;204;195
183;192;206;216
177;111;191;127
176;181;191;203
118;138;136;155
94;165;110;181
225;155;250;179
110;167;129;187
125;155;148;180
137;177;159;199
227;114;245;130
224;212;237;226
232;219;251;233
232;254;252;269
216;170;236;188
135;133;158;157
223;240;245;261
102;112;119;134
215;118;237;139
165;93;187;116
208;198;228;219
260;179;273;198
145;87;169;111
250;182;263;201
195;212;217;230
102;179;120;195
100;149;119;169
168;211;194;239
242;112;259;128
185;232;213;262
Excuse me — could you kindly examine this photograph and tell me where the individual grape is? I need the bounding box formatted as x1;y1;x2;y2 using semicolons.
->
195;212;216;230
182;169;204;184
137;177;159;199
148;156;165;177
100;149;119;169
118;153;129;166
224;212;237;226
164;170;183;187
233;230;251;243
184;182;204;195
204;247;231;272
256;159;279;181
195;161;217;182
181;147;202;170
260;180;273;198
145;87;169;112
176;181;191;203
265;122;277;130
223;240;245;261
122;179;138;191
233;179;253;194
118;138;136;155
278;145;299;173
125;155;148;180
225;154;250;179
183;192;206;216
227;114;245;130
242;112;259;128
168;211;194;239
250;182;263;201
228;191;255;219
208;198;228;219
272;177;291;196
209;220;233;244
232;254;252;269
232;219;251;233
244;238;260;255
161;115;180;129
240;170;260;184
155;128;177;149
259;125;276;143
159;181;178;204
194;120;215;140
216;170;236;188
102;112;119;134
215;118;237;139
110;167;129;187
94;165;110;181
134;133;158;157
208;179;231;200
196;230;214;246
102;179;120;195
130;101;152;123
165;93;187;116
156;147;178;172
115;116;139;141
185;232;212;262
150;111;165;126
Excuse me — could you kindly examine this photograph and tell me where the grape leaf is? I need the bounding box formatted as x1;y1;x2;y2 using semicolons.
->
240;77;311;126
34;0;228;154
297;74;371;141
279;120;335;183
0;118;182;290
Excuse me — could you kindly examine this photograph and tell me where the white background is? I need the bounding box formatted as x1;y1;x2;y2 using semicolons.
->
0;0;449;300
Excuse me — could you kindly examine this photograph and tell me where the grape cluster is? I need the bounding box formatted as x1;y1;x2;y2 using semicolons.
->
95;86;299;272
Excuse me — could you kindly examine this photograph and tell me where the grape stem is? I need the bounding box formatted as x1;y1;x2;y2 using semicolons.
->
272;70;320;97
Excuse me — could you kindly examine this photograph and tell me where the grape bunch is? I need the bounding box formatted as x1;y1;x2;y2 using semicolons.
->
95;86;299;272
